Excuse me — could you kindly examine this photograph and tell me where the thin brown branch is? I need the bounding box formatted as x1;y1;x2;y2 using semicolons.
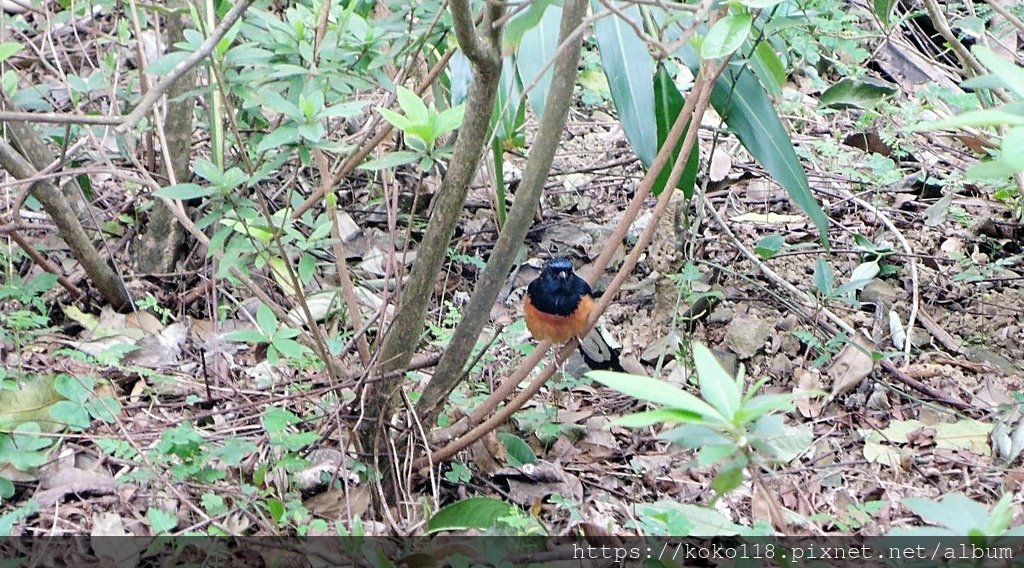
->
117;0;254;132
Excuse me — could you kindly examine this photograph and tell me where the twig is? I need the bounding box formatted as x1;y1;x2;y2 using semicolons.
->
841;192;919;365
117;0;254;132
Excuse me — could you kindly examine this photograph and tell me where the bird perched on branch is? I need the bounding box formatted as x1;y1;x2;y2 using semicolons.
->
524;257;621;370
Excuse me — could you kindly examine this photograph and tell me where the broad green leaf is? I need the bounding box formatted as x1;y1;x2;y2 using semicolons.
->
750;415;811;462
973;45;1024;100
610;408;703;428
147;507;178;533
873;0;896;26
154;184;215;200
146;50;190;76
426;497;517;533
711;462;745;494
358;151;420;171
322;101;367;119
497;433;536;467
592;0;656;163
0;424;53;471
693;343;741;421
376;107;414;132
260;90;302;119
903;494;990;534
222;328;266;343
819;77;897;110
652;65;700;197
502;0;555;54
493;59;523;142
256;125;300;152
813;257;834;296
734;393;792;423
192;158;221;184
659;424;732;448
588;371;724;423
751;41;786;97
435;104;467;137
988;493;1014;535
701;14;752;60
698;443;737;466
256;303;277;334
754;234;785;259
0;42;23;63
1002;127;1024;170
836;260;879;294
395;86;429;125
517;3;562;118
262;406;301;433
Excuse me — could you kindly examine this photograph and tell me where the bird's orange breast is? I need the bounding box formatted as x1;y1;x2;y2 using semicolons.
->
524;294;594;343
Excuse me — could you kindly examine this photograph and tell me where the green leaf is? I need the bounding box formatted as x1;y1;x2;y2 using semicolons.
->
711;462;745;494
987;493;1014;535
819;77;897;110
679;45;829;244
502;0;555;53
222;328;267;343
147;507;178;534
517;4;562;118
735;393;792;423
395;86;429;125
262;406;301;433
973;45;1024;100
750;415;811;463
693;343;741;422
754;234;785;259
652;65;700;197
426;497;517;534
873;0;896;26
376;107;414;132
154;184;215;200
51;400;90;430
256;303;277;334
322;101;368;119
260;90;302;119
701;14;752;60
903;494;990;534
737;0;785;7
493;60;523;142
0;42;23;63
813;257;834;296
256;125;301;152
751;41;786;96
497;433;536;467
0;423;53;471
435;103;466;138
592;0;656;163
610;408;704;428
358;151;420;171
588;371;724;423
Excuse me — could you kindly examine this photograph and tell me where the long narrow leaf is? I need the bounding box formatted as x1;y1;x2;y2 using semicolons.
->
516;3;562;118
653;65;700;197
592;0;656;163
678;47;830;244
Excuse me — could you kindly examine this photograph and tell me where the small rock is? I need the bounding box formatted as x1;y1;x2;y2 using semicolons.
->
724;314;772;359
768;353;793;377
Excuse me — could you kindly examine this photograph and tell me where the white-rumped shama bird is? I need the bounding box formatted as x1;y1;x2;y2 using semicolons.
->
523;258;622;370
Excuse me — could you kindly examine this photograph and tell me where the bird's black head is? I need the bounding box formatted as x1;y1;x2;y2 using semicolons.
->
528;257;593;316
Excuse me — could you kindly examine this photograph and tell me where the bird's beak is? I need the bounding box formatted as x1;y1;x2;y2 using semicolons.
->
557;271;568;280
